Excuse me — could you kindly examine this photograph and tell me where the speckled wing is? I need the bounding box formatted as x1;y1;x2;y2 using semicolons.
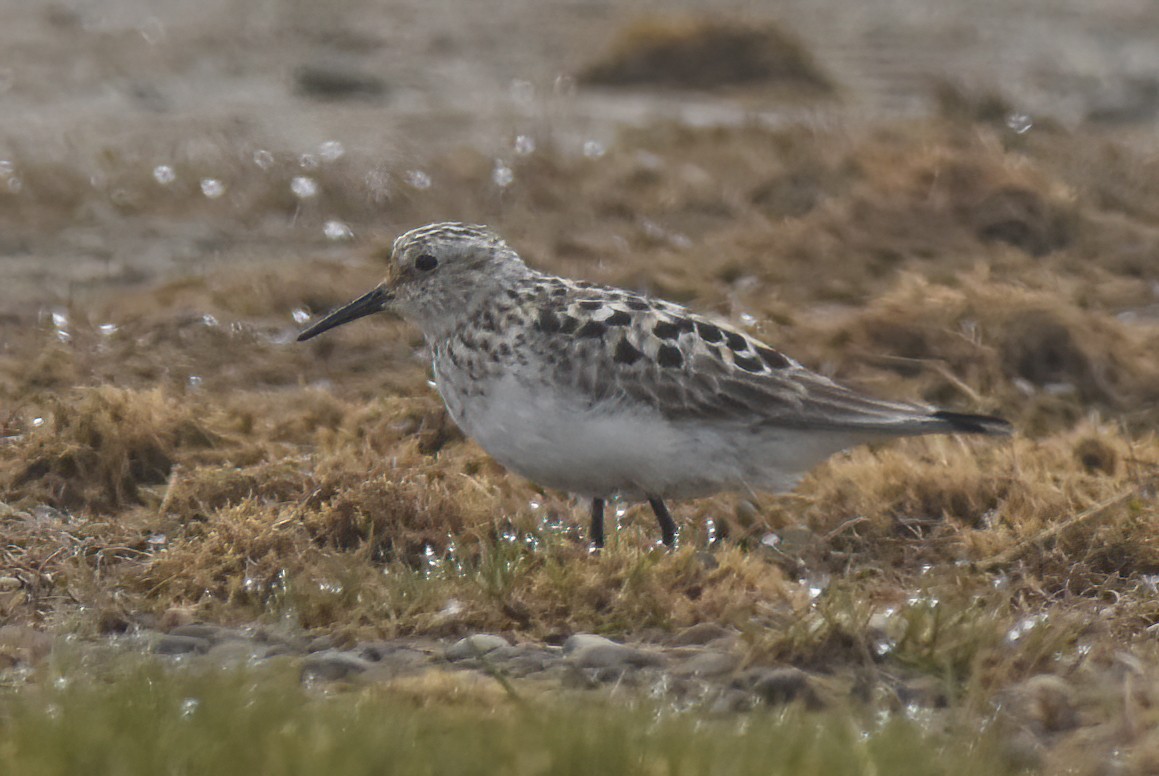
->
527;283;967;435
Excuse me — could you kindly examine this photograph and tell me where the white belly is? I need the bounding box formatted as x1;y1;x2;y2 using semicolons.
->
434;372;854;500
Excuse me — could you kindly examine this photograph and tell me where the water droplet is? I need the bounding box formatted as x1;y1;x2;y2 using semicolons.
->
318;140;345;162
98;323;118;336
291;308;311;325
137;17;165;45
201;314;218;327
179;698;199;719
405;170;431;189
528;500;541;511
298;153;319;170
634;150;664;170
760;532;780;548
1005;112;1033;134
739;312;756;326
31;417;44;428
253;149;275;169
188;375;202;389
323;220;352;241
364;168;391;202
514;135;536;155
51;311;70;342
152;165;176;185
704;517;717;545
509;79;535;104
582;140;606;158
553;74;576;97
291;176;318;198
200;178;225;199
53;676;70;690
491;160;514;188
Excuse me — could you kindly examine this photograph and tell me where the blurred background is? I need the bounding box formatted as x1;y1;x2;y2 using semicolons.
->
3;0;1159;310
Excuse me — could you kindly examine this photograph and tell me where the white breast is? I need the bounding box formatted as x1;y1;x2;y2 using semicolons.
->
433;369;854;501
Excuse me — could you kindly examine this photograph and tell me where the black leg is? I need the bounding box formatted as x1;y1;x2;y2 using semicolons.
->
590;498;605;549
648;498;677;548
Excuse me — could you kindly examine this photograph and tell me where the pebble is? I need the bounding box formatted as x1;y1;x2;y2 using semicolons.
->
0;576;23;592
300;650;374;683
169;624;243;644
207;639;265;665
564;634;663;671
155;634;211;655
445;634;510;662
734;667;822;708
671;650;740;678
19;624;846;716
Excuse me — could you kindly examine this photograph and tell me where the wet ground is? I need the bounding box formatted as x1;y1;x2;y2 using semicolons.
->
3;1;1159;773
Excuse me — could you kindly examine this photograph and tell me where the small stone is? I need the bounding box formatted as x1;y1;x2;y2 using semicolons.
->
735;667;821;708
155;634;211;655
306;635;336;653
495;650;558;678
445;634;510;662
207;640;264;665
261;643;300;659
301;650;373;683
564;635;663;670
0;577;22;592
169;624;237;643
668;623;732;646
562;634;617;654
671;650;740;678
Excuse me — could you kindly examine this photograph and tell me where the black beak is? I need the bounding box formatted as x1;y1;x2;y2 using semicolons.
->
296;286;391;342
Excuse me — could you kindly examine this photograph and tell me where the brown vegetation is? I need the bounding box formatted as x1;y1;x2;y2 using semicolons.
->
2;105;1159;771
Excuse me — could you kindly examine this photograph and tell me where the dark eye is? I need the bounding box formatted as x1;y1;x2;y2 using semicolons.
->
415;253;438;272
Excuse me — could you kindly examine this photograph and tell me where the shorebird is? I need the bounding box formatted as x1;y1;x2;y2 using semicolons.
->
298;222;1010;548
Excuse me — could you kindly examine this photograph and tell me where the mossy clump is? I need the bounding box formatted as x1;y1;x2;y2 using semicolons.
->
580;16;834;93
1;387;223;513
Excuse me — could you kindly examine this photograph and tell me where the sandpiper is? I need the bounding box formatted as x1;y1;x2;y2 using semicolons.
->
298;222;1011;548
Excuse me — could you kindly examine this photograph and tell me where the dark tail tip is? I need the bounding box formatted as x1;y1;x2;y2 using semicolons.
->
931;410;1013;436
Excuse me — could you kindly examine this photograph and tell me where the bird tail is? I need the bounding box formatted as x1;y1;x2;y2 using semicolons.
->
926;410;1013;436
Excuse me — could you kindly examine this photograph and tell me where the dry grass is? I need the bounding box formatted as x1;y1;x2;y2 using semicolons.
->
2;111;1159;771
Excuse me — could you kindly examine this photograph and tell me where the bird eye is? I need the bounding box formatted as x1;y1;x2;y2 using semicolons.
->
415;253;438;272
